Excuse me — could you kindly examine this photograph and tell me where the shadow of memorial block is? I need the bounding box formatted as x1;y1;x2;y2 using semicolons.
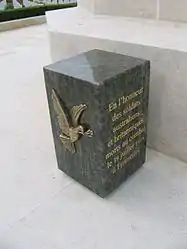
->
43;49;150;197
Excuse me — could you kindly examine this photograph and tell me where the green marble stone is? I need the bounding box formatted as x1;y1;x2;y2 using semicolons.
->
43;49;150;197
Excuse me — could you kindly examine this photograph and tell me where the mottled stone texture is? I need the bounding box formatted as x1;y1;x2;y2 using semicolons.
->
43;49;150;197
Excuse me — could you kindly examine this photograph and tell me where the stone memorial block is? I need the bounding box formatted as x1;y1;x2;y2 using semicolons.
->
43;49;150;197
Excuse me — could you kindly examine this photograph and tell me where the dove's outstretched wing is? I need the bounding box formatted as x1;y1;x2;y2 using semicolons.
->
51;89;70;136
51;89;75;153
71;104;87;127
59;134;76;154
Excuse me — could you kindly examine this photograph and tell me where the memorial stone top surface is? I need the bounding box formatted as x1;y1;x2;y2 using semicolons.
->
44;49;150;197
45;49;146;84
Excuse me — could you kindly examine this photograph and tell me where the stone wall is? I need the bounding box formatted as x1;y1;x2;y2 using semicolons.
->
78;0;187;23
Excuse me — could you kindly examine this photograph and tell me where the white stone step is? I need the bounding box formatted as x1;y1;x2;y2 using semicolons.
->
46;7;187;163
47;7;187;52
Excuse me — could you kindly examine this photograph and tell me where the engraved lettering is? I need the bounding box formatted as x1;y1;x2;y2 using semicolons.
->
112;112;122;122
108;102;117;112
105;87;145;173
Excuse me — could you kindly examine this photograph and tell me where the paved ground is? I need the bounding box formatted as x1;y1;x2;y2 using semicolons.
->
0;24;187;249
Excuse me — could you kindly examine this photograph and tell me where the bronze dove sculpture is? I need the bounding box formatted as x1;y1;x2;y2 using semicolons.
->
51;89;93;154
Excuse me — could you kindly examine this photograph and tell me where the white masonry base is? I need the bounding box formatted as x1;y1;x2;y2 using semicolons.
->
46;6;187;163
0;16;46;32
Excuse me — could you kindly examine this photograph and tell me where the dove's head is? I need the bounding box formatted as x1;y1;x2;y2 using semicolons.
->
78;125;84;135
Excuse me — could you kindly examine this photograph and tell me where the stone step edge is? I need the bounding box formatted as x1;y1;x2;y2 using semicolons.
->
0;15;46;32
